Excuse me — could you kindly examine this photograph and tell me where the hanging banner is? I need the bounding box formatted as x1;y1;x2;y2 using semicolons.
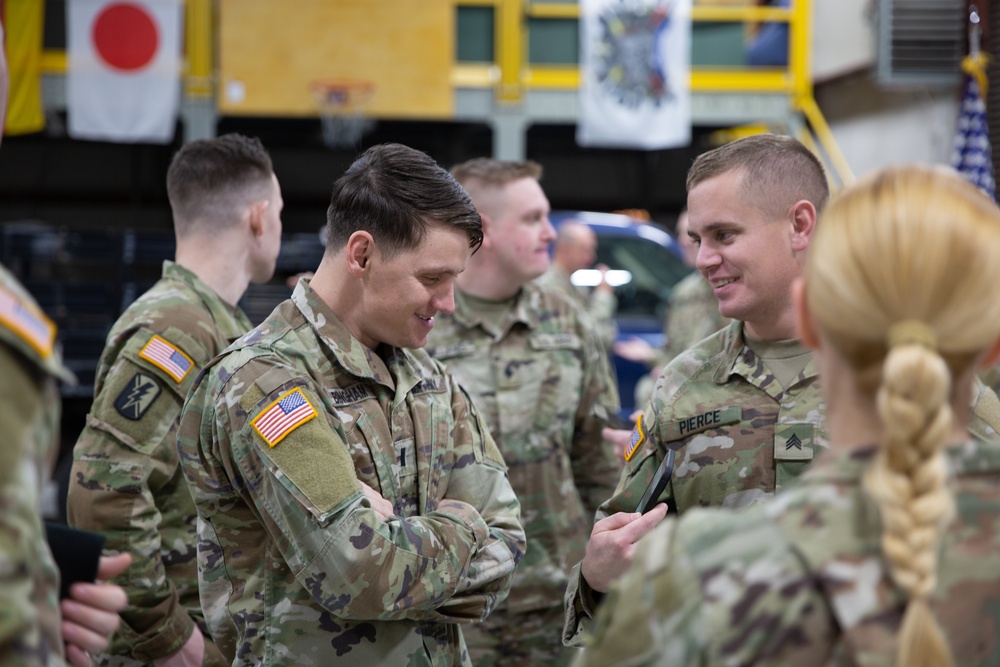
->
578;0;692;150
67;0;182;143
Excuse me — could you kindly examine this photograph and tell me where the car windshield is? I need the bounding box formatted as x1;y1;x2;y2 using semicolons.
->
595;232;690;323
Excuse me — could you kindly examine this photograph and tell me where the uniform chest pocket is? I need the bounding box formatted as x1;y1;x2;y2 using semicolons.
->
332;403;398;501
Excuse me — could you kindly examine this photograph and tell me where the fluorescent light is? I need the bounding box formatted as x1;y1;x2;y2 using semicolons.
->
571;269;632;287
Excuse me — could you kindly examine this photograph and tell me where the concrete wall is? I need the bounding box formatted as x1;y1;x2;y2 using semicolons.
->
810;0;962;181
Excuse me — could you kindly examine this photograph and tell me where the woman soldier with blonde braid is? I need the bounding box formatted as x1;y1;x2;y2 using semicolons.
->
573;165;1000;667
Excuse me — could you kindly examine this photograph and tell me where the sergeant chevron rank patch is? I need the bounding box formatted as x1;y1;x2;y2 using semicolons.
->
114;372;162;420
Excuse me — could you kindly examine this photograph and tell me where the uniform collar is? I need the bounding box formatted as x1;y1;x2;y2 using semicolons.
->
711;320;818;395
290;278;427;401
451;284;541;338
162;260;252;339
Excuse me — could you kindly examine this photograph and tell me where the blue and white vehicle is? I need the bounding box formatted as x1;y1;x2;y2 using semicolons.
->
550;211;691;413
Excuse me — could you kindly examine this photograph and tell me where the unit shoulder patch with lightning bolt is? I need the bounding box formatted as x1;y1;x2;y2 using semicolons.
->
114;372;162;421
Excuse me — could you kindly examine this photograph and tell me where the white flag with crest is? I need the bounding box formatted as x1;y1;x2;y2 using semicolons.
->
578;0;692;149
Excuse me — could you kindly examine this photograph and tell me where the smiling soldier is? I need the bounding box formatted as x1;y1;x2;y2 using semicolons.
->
562;133;1000;646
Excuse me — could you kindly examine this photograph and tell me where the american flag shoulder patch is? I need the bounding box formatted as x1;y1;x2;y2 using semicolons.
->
0;284;57;359
624;414;646;462
139;335;194;383
252;388;318;448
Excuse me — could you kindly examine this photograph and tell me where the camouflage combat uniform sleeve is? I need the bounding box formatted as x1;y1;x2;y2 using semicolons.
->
576;441;1000;666
564;320;825;646
67;263;247;664
0;264;75;666
178;283;524;665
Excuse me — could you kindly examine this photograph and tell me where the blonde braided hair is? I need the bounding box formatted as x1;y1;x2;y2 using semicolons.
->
804;165;1000;667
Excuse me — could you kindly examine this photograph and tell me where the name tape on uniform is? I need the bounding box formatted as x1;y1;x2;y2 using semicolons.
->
662;406;742;441
253;388;318;448
139;335;194;383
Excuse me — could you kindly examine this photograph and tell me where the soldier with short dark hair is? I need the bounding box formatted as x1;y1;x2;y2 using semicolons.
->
67;133;283;666
176;143;525;666
577;164;1000;667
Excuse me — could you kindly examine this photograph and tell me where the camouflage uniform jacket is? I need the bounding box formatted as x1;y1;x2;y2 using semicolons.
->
67;261;250;665
563;319;1000;645
426;284;621;615
536;266;618;350
656;270;730;369
575;440;1000;666
175;280;526;667
0;263;75;666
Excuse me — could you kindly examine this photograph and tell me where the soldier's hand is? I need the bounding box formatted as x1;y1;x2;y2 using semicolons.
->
613;337;656;363
361;481;394;520
581;504;668;593
601;427;633;460
153;624;205;667
61;552;131;667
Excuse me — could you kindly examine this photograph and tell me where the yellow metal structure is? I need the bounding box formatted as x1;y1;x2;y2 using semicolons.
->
39;0;851;184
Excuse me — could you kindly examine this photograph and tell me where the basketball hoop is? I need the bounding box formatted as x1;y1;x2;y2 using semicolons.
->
309;78;376;149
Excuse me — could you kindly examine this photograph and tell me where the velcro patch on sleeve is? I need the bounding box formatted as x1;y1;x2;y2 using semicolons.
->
138;335;194;383
624;414;646;462
113;372;162;421
0;284;56;358
252;388;318;448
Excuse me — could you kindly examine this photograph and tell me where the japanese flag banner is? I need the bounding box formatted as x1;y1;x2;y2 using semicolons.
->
67;0;182;143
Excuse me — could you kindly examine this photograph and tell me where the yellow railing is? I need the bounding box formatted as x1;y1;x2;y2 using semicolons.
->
39;0;852;184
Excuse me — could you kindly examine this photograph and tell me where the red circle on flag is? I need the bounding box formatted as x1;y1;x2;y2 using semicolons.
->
92;3;159;72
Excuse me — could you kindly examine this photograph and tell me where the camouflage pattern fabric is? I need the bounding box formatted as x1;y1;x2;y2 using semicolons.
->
563;319;1000;646
461;604;580;667
67;261;248;666
575;441;1000;666
0;263;74;666
634;271;730;409
426;284;621;665
536;267;618;351
176;279;525;667
658;270;730;368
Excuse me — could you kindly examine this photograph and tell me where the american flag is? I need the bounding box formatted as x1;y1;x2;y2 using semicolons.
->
140;336;193;382
253;388;317;447
952;71;997;202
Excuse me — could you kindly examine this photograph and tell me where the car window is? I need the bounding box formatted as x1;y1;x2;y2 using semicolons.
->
595;233;690;322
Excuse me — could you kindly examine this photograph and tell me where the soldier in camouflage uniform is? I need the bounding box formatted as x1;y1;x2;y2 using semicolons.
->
536;220;618;351
67;134;283;667
564;135;1000;645
176;143;525;666
426;159;621;667
576;165;1000;666
0;34;129;667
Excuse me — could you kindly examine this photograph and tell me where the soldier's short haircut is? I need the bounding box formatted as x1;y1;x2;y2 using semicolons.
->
449;158;542;188
167;133;274;234
686;134;829;218
325;143;483;258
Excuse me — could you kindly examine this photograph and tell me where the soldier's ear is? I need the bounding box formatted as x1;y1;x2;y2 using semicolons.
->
788;200;816;253
479;213;495;249
793;279;819;350
247;199;269;238
345;231;375;274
